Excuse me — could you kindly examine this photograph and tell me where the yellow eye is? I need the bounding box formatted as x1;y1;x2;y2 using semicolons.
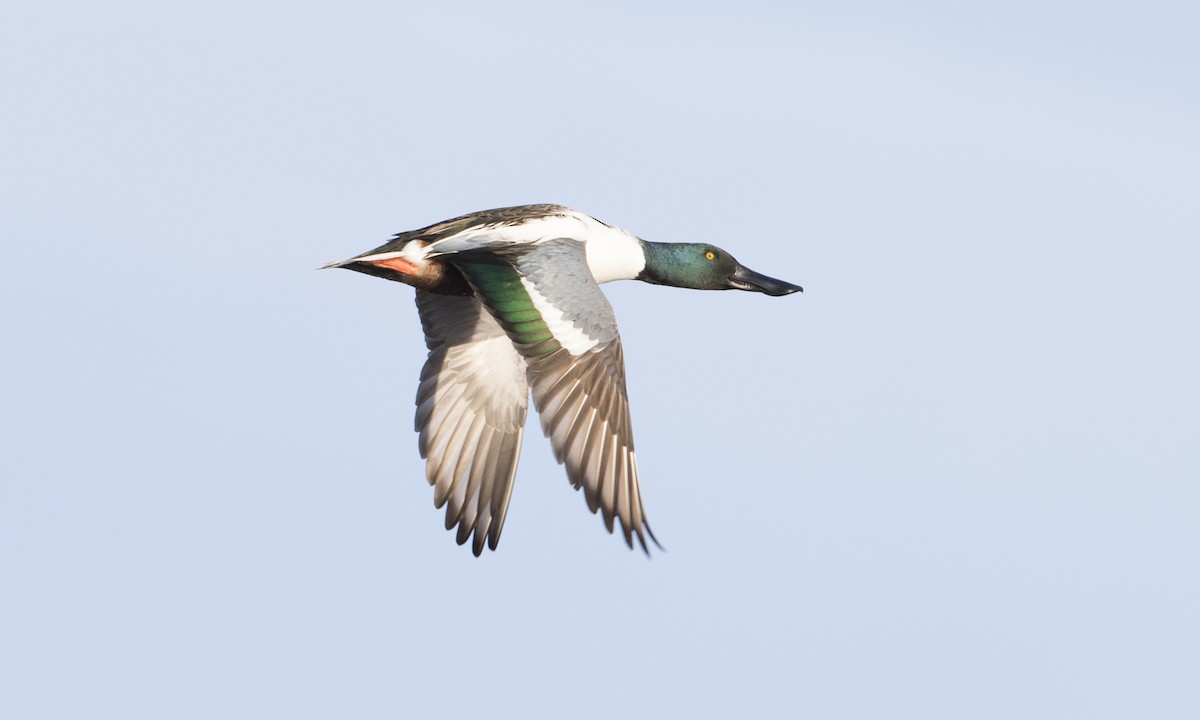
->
705;251;716;261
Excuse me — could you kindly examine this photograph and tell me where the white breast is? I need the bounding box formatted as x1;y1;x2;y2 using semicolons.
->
575;212;647;284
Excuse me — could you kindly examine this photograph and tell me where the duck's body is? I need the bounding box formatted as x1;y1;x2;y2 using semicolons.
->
327;204;801;555
336;204;646;292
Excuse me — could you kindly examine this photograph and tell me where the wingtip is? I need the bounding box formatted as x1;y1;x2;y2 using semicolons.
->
635;523;664;557
644;522;665;553
619;519;665;557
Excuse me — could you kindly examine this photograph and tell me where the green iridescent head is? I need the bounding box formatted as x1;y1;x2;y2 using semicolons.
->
637;242;802;296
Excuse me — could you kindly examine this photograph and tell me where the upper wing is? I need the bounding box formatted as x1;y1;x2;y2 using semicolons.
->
450;240;659;553
415;291;529;555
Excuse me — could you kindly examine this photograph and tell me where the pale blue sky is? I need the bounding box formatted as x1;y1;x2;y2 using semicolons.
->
2;2;1197;718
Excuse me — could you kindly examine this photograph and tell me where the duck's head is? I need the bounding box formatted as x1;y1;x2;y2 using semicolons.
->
638;241;803;296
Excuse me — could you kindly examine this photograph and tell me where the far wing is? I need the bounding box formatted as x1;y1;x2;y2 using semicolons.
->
415;291;529;555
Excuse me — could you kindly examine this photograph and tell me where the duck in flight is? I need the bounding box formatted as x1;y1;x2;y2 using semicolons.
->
326;204;802;555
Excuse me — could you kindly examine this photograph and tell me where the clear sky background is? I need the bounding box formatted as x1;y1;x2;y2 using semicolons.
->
2;2;1197;718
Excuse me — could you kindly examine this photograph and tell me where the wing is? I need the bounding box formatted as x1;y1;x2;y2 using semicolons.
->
415;291;529;555
450;240;659;553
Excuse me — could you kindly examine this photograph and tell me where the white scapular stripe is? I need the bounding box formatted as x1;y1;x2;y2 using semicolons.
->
428;211;647;285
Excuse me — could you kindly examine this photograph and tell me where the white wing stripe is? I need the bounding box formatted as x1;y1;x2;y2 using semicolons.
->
520;277;598;355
